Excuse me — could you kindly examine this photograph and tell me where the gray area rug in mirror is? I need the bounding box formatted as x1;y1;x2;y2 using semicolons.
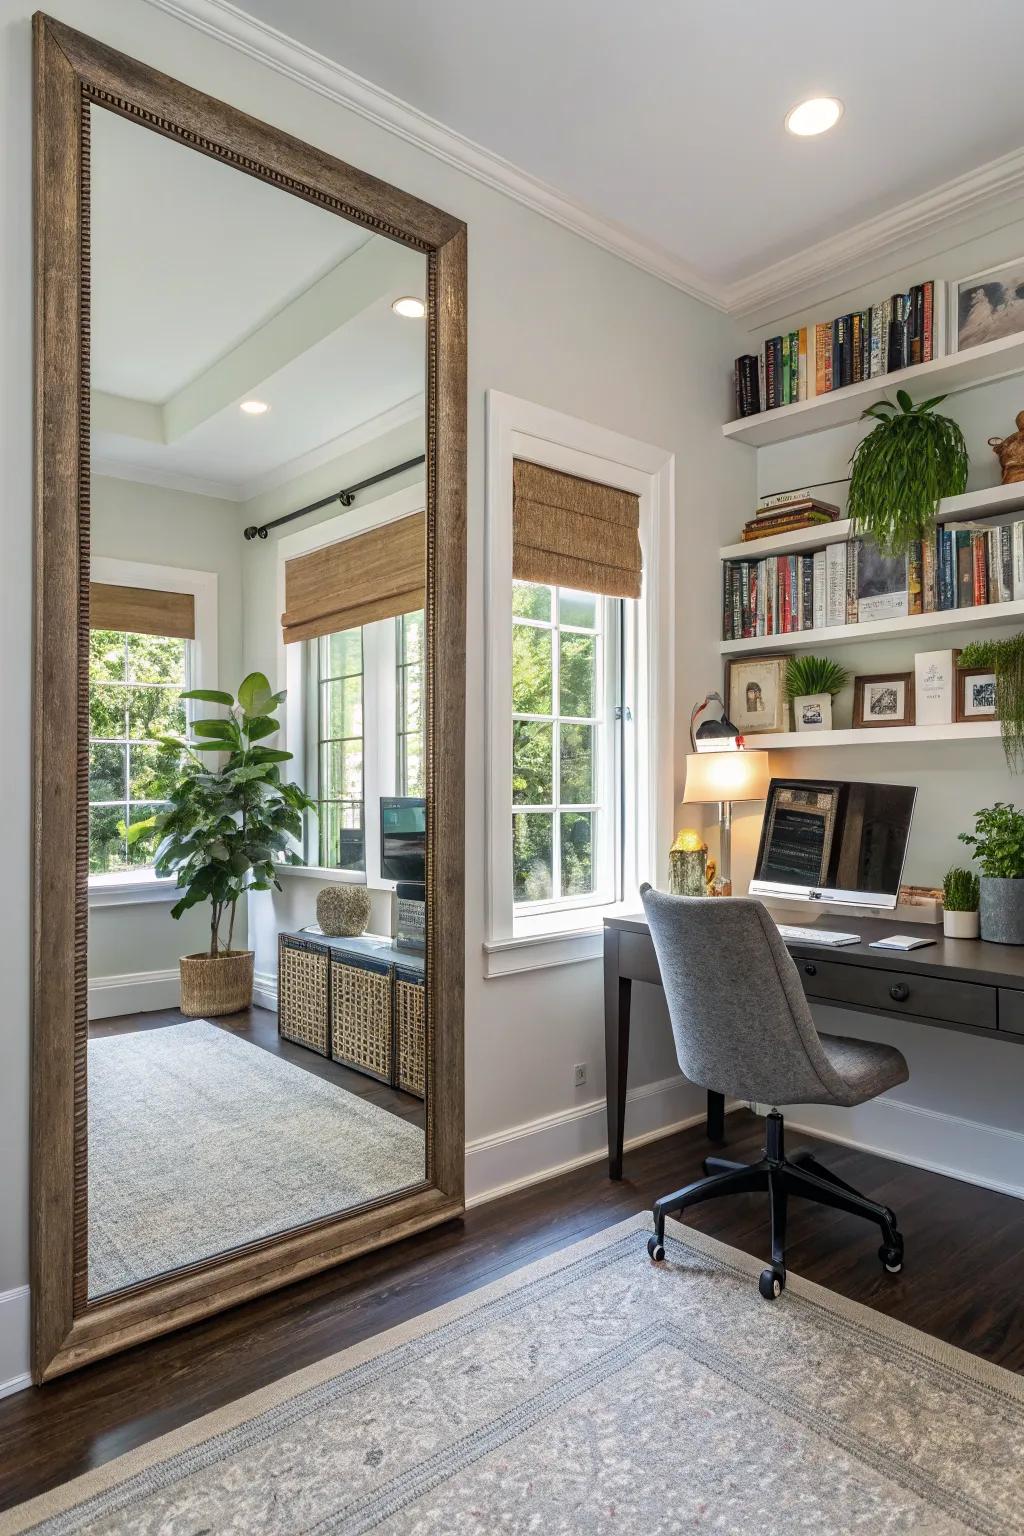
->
87;1019;425;1296
6;1213;1022;1534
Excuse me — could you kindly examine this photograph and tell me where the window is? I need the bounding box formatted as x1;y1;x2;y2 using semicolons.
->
88;628;189;873
307;609;426;875
511;581;620;910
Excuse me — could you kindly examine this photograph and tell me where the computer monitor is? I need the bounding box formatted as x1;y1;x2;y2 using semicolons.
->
749;778;917;911
380;796;426;884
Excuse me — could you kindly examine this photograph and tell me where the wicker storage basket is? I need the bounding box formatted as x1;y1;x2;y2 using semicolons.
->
330;953;392;1082
179;949;254;1018
394;967;426;1098
278;936;330;1055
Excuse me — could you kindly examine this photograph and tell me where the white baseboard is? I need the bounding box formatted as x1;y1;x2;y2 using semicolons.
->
0;1286;31;1399
88;967;180;1020
784;1095;1024;1202
465;1074;718;1206
252;970;278;1012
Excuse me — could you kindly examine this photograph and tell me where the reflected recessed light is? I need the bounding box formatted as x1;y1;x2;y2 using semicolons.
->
240;399;270;415
785;96;843;137
392;296;425;319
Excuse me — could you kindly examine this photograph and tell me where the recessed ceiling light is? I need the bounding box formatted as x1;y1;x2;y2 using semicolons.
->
239;400;270;415
392;296;426;319
785;97;843;137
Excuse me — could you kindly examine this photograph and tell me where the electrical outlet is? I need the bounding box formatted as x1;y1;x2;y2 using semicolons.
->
573;1062;587;1088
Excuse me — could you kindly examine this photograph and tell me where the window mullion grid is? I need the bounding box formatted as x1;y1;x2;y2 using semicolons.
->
551;606;562;902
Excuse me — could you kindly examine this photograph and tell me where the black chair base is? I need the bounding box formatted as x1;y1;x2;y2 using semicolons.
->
647;1110;903;1300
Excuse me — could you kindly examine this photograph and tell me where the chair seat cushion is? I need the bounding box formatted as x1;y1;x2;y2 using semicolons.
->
817;1033;909;1107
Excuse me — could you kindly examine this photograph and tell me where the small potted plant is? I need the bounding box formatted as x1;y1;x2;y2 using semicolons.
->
128;672;314;1014
785;654;849;733
959;802;1024;945
941;867;980;939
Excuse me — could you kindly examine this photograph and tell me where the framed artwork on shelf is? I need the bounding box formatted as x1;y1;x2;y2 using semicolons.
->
955;667;998;723
724;655;788;735
852;672;915;729
949;257;1024;354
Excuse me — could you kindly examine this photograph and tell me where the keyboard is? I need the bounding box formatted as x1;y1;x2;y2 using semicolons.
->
775;924;861;947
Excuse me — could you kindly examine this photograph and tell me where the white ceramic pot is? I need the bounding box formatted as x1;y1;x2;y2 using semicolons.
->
942;908;980;940
792;693;832;732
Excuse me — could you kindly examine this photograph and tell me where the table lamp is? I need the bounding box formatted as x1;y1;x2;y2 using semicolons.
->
682;749;770;894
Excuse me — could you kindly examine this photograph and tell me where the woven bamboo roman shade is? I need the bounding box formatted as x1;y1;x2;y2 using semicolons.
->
512;460;642;599
282;512;426;645
89;583;195;639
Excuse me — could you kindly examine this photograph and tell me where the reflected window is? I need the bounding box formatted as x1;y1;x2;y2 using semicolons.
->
511;583;622;909
315;628;365;872
397;609;425;797
88;629;189;873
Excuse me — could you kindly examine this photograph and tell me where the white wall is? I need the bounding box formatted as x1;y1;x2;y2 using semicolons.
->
0;0;750;1385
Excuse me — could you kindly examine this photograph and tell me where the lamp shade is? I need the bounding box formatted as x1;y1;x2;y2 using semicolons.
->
682;749;770;805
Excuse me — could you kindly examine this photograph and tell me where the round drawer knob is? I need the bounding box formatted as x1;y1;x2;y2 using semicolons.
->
803;962;817;977
889;983;909;1002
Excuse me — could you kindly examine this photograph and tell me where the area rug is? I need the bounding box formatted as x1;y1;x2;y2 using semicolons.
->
5;1215;1023;1535
86;1019;425;1297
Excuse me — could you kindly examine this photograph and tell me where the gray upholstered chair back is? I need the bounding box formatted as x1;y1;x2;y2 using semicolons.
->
640;884;852;1106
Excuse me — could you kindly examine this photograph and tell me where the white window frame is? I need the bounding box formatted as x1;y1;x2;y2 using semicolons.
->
484;391;675;977
274;482;426;890
88;556;218;908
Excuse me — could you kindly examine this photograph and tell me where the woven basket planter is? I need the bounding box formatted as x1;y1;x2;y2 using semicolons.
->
179;949;254;1017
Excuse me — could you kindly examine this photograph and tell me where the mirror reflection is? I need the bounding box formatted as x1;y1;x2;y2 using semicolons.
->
86;105;428;1300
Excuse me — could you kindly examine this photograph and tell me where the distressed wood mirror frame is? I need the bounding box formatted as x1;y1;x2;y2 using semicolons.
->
32;13;466;1382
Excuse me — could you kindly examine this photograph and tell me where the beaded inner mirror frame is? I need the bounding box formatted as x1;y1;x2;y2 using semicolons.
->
32;14;466;1383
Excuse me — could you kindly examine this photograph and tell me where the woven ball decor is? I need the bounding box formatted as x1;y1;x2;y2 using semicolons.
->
316;884;371;937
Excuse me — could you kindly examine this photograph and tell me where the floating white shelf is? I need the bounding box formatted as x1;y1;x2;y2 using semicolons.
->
722;332;1024;447
719;484;1024;562
741;721;1002;750
719;597;1024;655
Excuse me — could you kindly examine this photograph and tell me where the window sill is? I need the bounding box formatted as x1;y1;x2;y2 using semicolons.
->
483;902;639;978
88;873;179;908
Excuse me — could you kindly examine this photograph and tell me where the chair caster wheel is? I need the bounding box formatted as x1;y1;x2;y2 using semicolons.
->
879;1239;904;1274
759;1265;785;1300
647;1235;666;1262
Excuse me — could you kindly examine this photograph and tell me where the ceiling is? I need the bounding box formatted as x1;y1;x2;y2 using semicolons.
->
230;0;1024;308
90;105;426;499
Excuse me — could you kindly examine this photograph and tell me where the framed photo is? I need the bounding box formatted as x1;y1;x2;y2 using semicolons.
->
949;257;1024;354
956;667;998;723
793;692;832;732
725;655;788;735
852;672;915;729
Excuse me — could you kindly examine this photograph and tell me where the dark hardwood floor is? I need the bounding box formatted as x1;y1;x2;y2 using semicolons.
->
2;1109;1022;1512
90;1003;425;1126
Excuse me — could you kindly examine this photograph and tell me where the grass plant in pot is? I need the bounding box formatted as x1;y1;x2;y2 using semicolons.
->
128;672;314;1015
785;654;849;733
959;803;1024;945
942;867;980;940
847;390;968;555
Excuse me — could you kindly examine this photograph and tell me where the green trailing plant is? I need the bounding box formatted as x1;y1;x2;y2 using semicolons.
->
847;390;969;556
958;633;1024;770
942;866;980;912
959;803;1024;880
126;672;314;957
784;654;850;701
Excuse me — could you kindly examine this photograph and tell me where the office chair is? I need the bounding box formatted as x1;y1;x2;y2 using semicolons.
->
640;884;909;1300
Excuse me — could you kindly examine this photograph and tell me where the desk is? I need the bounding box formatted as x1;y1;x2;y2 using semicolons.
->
604;911;1024;1180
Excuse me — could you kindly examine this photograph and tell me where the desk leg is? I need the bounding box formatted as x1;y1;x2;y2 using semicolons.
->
604;943;630;1180
706;1090;726;1144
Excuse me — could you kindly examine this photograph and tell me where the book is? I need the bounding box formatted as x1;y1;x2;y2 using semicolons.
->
954;529;974;607
801;555;813;629
825;543;847;626
921;534;937;613
999;525;1013;603
755;495;839;518
914;649;956;726
845;539;859;624
908;541;923;616
733;355;761;417
851;312;863;384
813;548;826;629
781;333;791;406
922;281;934;363
972;533;988;606
798;327;808;402
757;487;815;512
1014;523;1024;601
857;539;908;623
814;323;832;395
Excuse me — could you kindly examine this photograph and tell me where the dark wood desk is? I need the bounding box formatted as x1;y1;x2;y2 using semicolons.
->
604;911;1024;1180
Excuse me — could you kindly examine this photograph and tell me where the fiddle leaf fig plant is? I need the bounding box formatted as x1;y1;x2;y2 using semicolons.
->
847;390;969;556
127;672;314;957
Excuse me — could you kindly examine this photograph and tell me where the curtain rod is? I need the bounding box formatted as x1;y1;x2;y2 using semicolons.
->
242;455;426;541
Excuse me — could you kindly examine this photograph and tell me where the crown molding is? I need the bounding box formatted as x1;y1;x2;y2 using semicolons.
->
726;144;1024;319
140;0;726;311
92;457;244;500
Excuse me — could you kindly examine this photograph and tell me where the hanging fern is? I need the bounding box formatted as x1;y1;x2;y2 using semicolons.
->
958;633;1024;771
847;390;969;556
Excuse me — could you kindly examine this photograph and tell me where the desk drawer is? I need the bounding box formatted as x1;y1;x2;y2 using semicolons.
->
797;957;996;1030
998;988;1024;1037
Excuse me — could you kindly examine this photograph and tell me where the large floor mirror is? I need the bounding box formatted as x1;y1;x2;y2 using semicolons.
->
33;16;465;1381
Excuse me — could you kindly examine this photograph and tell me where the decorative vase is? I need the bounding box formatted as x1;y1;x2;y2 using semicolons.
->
793;693;832;733
979;877;1024;944
942;908;979;940
178;949;255;1017
668;830;707;897
988;411;1024;485
317;884;371;937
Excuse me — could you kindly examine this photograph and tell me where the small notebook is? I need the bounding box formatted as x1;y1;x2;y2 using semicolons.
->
868;935;936;951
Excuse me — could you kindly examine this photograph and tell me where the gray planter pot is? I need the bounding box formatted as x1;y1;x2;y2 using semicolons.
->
979;877;1024;944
